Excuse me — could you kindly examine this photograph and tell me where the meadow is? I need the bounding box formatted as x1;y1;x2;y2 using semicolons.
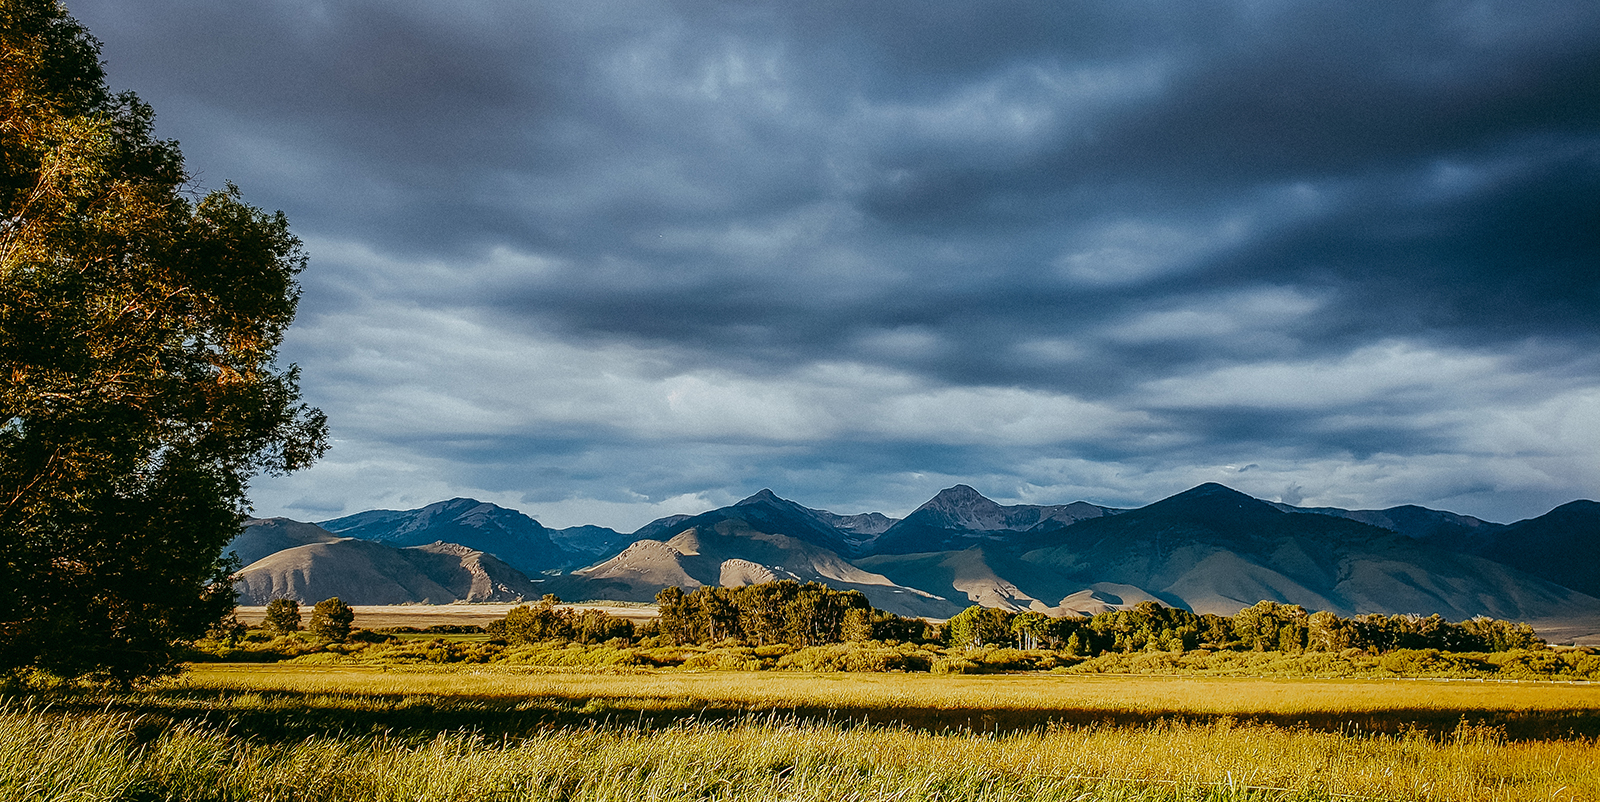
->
7;662;1599;801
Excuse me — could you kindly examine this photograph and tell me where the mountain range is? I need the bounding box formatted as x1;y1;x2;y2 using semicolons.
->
227;483;1600;642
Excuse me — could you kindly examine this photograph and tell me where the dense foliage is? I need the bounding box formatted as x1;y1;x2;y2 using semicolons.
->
508;589;1546;660
652;582;929;647
943;599;1543;656
0;0;326;682
262;599;301;635
0;0;324;681
307;597;353;642
486;595;636;645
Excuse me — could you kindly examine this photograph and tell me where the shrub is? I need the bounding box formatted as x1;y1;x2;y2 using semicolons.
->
776;643;935;672
683;648;763;671
930;656;982;674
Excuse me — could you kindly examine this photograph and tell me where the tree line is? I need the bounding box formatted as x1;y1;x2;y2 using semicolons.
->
946;598;1544;656
651;582;927;647
255;586;1546;658
489;584;1544;656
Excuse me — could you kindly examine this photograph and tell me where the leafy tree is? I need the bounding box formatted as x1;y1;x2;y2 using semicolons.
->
945;605;1012;649
262;598;301;635
651;582;913;647
1306;610;1349;651
653;586;693;645
1063;630;1087;657
572;608;633;643
697;586;741;643
841;607;874;643
1196;613;1236;648
1088;601;1200;653
0;0;326;682
1461;616;1542;652
782;584;869;646
496;597;573;644
1010;611;1055;650
869;609;931;643
308;597;354;642
736;581;790;646
1231;601;1306;652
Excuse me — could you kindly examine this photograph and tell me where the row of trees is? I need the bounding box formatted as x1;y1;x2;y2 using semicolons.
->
651;582;927;647
268;589;1545;658
945;599;1544;656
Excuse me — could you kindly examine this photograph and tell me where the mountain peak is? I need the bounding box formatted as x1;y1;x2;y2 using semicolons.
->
1141;483;1284;525
1185;482;1251;497
736;489;785;506
922;484;995;510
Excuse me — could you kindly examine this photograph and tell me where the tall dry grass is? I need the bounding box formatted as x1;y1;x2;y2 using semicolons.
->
174;663;1600;730
3;700;1597;802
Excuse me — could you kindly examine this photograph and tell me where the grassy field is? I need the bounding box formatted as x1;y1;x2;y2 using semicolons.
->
7;663;1599;801
168;663;1600;737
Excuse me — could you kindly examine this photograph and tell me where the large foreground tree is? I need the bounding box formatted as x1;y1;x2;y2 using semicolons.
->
1;0;327;682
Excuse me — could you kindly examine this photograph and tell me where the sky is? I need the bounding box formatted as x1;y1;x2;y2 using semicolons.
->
70;1;1600;532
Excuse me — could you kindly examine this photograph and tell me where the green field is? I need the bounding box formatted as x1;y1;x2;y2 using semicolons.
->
7;662;1598;801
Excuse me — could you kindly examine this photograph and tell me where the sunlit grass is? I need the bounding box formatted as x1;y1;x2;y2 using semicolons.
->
4;699;1597;802
173;662;1600;722
9;664;1599;801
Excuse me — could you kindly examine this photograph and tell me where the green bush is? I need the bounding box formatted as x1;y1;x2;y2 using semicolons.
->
683;648;764;671
776;643;935;672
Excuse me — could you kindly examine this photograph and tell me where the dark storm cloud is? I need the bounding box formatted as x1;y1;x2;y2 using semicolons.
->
69;0;1600;528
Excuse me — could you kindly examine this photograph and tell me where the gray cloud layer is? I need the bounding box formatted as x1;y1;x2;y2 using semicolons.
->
72;0;1600;529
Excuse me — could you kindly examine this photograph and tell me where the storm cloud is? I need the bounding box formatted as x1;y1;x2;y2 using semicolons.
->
72;0;1600;529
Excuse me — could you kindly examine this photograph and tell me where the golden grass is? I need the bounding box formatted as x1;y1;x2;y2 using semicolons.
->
175;662;1600;721
5;699;1598;802
12;664;1599;801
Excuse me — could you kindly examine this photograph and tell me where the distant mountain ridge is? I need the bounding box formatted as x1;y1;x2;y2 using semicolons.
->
235;483;1600;642
870;484;1118;554
319;498;572;574
1269;501;1495;543
1014;484;1594;624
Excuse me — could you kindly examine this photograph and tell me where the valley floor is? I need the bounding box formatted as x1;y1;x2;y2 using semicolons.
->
7;663;1599;801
